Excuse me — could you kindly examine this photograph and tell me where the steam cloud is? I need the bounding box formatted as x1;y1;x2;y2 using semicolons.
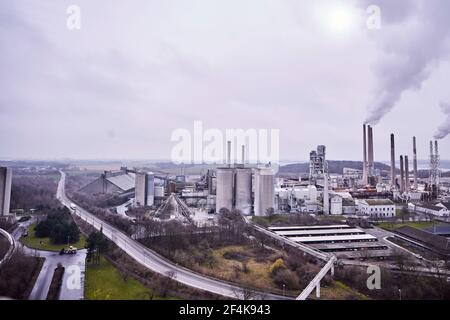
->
434;102;450;140
362;0;450;125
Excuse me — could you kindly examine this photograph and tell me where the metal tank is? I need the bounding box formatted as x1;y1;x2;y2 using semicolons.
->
234;168;252;215
215;168;234;213
254;168;274;216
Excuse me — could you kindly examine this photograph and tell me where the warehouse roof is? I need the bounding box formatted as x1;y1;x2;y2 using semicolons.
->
415;203;447;211
395;226;450;253
274;228;365;237
269;224;351;231
291;234;377;243
106;173;135;192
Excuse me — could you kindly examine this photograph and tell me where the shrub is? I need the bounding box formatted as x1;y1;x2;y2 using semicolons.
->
269;258;287;275
272;269;300;291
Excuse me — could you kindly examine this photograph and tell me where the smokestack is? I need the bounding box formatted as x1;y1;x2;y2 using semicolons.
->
405;155;410;192
241;144;245;165
227;140;231;167
368;125;374;176
362;125;368;185
413;137;418;190
400;155;405;193
390;134;396;187
435;140;439;156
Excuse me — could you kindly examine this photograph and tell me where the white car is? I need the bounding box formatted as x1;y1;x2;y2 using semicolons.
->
69;203;77;210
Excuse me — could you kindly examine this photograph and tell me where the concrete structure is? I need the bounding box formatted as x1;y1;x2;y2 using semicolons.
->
358;199;395;217
330;195;343;215
309;145;326;184
400;155;405;193
134;172;155;207
234;168;252;215
215;168;234;213
367;125;374;177
405;155;410;192
254;168;274;216
81;169;135;194
0;167;12;217
390;134;396;187
362;125;368;185
413;136;418;190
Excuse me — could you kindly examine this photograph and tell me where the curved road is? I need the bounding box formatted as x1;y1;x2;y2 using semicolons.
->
59;171;287;300
0;228;15;268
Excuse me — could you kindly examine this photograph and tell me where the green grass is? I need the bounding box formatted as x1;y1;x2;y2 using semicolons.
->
377;221;439;231
85;256;164;300
21;223;86;251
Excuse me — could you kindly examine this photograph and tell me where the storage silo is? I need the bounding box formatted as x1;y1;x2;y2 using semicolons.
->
215;168;234;213
254;168;275;216
146;172;155;206
235;168;252;215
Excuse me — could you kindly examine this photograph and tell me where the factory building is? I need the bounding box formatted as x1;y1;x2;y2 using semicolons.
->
408;202;450;217
254;168;275;216
358;199;395;218
134;172;155;207
81;168;136;195
0;167;12;217
309;145;326;184
270;225;391;260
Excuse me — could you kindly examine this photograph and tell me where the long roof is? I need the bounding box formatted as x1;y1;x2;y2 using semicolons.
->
106;173;135;191
268;224;350;231
291;234;377;243
274;228;365;236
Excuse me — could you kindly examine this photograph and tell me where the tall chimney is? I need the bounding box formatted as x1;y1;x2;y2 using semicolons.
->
390;134;396;187
362;125;368;185
435;140;439;157
227;140;231;167
413;137;418;190
368;125;374;176
405;155;410;192
400;155;405;193
241;144;245;165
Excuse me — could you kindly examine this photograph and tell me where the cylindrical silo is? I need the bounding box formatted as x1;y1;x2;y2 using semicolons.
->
215;168;234;213
254;168;274;216
235;168;252;215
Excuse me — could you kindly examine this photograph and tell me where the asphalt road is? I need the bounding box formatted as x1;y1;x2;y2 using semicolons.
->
28;248;87;300
58;171;288;300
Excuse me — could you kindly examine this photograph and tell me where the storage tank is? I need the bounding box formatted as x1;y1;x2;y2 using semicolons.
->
215;168;234;213
235;168;252;215
254;168;274;216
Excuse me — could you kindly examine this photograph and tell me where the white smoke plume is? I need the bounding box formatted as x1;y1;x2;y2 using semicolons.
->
361;0;450;125
434;102;450;139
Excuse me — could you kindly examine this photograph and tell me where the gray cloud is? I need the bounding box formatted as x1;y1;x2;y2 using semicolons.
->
435;102;450;139
363;0;450;125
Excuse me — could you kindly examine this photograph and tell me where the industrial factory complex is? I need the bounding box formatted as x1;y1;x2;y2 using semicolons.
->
75;124;448;223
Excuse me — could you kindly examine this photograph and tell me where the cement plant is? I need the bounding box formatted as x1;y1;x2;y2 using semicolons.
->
1;0;450;314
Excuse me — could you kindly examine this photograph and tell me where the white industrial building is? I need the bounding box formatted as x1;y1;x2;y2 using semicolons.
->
0;167;12;217
408;202;450;217
358;199;396;218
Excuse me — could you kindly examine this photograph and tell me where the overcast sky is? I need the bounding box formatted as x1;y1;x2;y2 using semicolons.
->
1;0;449;162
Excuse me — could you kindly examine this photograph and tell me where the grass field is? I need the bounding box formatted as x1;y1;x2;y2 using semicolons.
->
377;221;440;231
21;223;86;251
316;281;369;300
85;256;163;300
